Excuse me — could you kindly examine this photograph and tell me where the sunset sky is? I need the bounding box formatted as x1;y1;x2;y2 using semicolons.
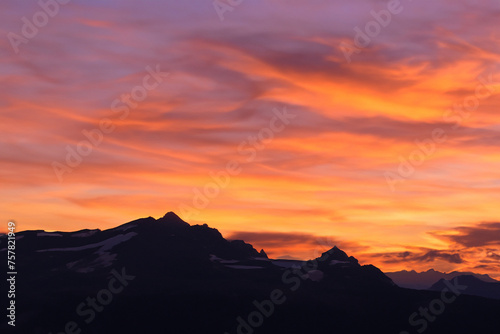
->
1;0;500;279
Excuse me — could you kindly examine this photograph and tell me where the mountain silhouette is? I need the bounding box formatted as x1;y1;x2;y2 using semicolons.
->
429;275;500;300
386;269;498;290
1;212;499;333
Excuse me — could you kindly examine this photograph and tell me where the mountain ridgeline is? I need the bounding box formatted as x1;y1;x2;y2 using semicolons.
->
1;212;499;334
386;269;498;290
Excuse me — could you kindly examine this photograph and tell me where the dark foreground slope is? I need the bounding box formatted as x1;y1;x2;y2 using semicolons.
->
1;212;499;334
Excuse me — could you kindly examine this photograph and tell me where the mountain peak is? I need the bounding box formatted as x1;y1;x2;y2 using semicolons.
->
322;246;348;260
158;211;190;227
163;211;182;220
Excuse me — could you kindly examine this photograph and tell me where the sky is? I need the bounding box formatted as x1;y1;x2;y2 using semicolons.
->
1;0;500;279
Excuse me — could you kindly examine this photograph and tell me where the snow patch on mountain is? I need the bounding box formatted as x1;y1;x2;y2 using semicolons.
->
71;230;99;238
37;232;63;237
303;270;324;282
66;252;118;273
115;224;137;232
37;232;138;253
225;265;264;270
271;260;302;269
209;254;239;264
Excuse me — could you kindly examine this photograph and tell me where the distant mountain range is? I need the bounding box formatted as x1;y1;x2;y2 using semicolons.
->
386;269;498;290
429;275;500;300
1;212;499;333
